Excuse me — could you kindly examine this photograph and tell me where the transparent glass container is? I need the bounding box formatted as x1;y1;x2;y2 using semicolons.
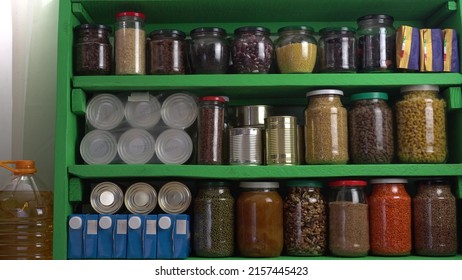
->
148;29;186;74
318;27;356;72
189;27;229;74
115;12;146;75
74;24;112;75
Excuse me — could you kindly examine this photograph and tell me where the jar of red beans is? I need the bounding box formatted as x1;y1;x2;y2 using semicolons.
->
74;24;112;75
232;26;273;73
148;29;186;74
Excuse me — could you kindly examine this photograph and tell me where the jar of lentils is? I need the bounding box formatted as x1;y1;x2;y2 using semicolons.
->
396;85;447;163
283;180;327;256
318;27;356;72
148;29;186;74
232;26;273;74
189;27;229;74
74;24;112;75
193;181;235;257
115;12;146;75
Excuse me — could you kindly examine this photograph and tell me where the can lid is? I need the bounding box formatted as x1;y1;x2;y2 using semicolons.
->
116;11;145;20
80;130;118;165
350;92;389;101
155;128;193;164
190;27;227;37
74;24;112;33
306;89;344;97
161;92;198;129
199;96;226;103
124;182;157;214
125;95;161;129
319;26;356;35
240;182;279;189
90;182;124;214
86;94;125;130
158;181;191;214
149;29;186;39
277;25;315;34
117;128;156;164
400;85;439;93
286;180;323;188
370;178;408;184
198;181;231;188
328;180;367;187
234;26;270;35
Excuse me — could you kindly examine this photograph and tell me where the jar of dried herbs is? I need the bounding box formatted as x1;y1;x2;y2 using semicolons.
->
283;180;327;256
74;24;112;75
115;12;146;75
148;29;186;74
193;181;235;257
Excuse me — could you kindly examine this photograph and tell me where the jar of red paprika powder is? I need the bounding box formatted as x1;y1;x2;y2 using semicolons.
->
369;178;412;256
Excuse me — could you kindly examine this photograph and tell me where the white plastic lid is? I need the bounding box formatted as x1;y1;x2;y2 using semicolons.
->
117;128;155;164
125;94;161;129
400;85;439;93
128;216;142;229
86;94;125;130
306;89;344;97
69;216;83;229
240;182;280;189
155;129;193;164
80;130;118;164
370;178;408;184
99;216;112;229
158;216;172;229
161;93;198;129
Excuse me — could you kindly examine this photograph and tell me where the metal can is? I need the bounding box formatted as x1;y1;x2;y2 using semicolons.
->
90;182;124;214
158;181;191;214
234;105;273;128
124;182;157;214
265;116;298;165
229;127;262;165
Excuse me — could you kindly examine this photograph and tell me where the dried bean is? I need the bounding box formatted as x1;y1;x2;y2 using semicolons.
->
232;28;273;74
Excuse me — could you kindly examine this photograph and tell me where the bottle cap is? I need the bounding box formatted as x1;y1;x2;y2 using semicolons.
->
370;178;408;184
286;180;323;188
306;89;344;97
155;128;193;164
86;94;125;130
161;93;198;129
350;92;389;101
328;180;367;187
117;128;155;164
400;85;439;93
80;130;118;165
116;12;145;20
125;94;161;129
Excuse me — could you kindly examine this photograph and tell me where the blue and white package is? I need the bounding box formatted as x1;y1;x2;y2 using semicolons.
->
127;215;144;259
143;215;158;259
68;214;85;259
97;215;114;259
173;214;190;259
114;214;128;259
84;214;98;259
157;214;174;259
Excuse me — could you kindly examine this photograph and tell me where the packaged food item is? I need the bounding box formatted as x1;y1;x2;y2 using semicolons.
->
420;29;443;72
443;29;460;72
265;116;298;165
74;24;112;75
396;25;420;72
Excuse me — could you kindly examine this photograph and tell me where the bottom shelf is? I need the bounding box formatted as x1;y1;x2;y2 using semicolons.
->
188;255;462;260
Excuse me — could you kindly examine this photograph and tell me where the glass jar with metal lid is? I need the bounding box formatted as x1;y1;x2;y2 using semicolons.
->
193;181;235;257
304;89;348;164
148;29;186;74
274;25;317;73
115;12;146;75
237;182;283;257
189;27;229;74
396;85;447;163
348;92;394;164
283;180;327;256
357;14;396;72
318;27;356;72
158;181;191;214
74;24;112;75
413;178;457;256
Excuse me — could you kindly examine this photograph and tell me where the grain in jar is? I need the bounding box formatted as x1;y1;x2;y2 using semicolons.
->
115;12;146;75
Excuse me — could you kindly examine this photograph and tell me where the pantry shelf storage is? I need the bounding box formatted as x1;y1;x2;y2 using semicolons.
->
55;0;462;259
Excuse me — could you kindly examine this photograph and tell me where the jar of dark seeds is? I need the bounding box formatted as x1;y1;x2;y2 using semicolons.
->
283;180;327;256
115;12;146;75
232;26;273;73
318;27;356;72
189;27;229;74
74;24;112;75
148;29;186;74
413;178;457;256
193;181;235;257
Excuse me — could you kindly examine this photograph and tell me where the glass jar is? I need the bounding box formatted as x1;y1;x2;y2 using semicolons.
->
283;180;327;256
193;181;235;257
357;14;396;72
369;178;411;256
148;29;186;74
348;92;394;163
328;180;369;257
304;89;349;164
115;12;146;75
189;27;229;74
197;96;225;165
274;25;317;73
237;182;283;257
74;24;112;75
232;26;273;74
413;178;457;256
396;85;447;163
318;27;356;72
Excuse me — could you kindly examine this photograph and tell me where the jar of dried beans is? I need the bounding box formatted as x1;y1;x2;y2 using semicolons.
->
193;181;235;257
413;178;457;256
348;92;394;163
237;182;283;257
232;26;273;73
115;12;146;75
396;85;447;163
189;27;229;74
328;180;369;257
318;27;356;72
304;89;349;164
283;180;327;256
274;25;317;73
369;178;412;256
74;24;112;75
148;29;186;74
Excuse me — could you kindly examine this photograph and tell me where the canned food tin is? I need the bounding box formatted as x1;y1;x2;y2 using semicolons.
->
124;182;157;214
229;127;262;165
90;182;124;214
158;181;191;214
234;105;273;128
265;116;298;165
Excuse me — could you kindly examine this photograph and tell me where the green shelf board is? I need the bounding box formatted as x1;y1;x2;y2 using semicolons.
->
188;255;462;260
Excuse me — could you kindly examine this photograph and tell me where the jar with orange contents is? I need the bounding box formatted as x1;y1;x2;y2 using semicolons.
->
236;182;283;257
369;178;412;256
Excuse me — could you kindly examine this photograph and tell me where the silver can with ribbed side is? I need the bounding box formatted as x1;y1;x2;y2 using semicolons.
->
158;181;192;214
265;116;299;165
124;182;157;214
229;127;262;165
90;182;124;214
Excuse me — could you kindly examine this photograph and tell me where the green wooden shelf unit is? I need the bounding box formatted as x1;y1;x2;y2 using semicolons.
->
55;0;462;260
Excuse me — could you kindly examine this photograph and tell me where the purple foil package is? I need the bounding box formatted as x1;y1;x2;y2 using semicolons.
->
443;29;460;72
420;29;443;72
396;26;420;71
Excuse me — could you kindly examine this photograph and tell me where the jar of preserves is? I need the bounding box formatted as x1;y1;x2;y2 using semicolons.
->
115;12;146;75
237;182;283;257
189;27;229;74
348;92;394;164
369;178;411;256
274;25;317;73
148;29;186;75
74;24;112;75
357;14;396;72
413;178;457;256
328;180;369;257
304;89;349;164
283;180;327;256
396;85;447;163
232;26;273;74
318;27;356;72
193;181;235;257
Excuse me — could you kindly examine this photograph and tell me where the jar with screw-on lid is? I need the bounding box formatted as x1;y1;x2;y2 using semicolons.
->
348;92;394;164
413;178;457;256
148;29;186;74
396;85;447;163
284;180;327;256
304;89;349;164
357;14;396;72
328;180;369;257
189;27;229;74
193;181;235;257
274;25;317;73
74;24;112;75
115;12;146;75
318;27;356;72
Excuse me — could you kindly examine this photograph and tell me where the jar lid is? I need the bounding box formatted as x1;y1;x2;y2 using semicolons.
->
400;85;439;93
357;14;394;24
306;89;344;97
415;178;449;185
350;92;389;101
116;11;145;20
328;180;367;187
190;27;227;37
199;96;226;102
149;29;186;39
234;26;270;35
198;181;231;188
286;180;323;188
319;26;356;35
277;25;315;34
370;178;408;184
240;182;279;189
74;24;112;33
